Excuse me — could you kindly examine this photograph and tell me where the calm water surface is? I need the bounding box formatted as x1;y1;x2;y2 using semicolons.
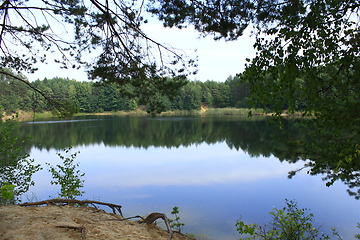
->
19;115;360;239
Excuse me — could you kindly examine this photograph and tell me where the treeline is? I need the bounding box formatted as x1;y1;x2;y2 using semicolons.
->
0;73;251;113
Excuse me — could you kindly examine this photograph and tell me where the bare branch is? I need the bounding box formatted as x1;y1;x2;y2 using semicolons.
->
19;198;123;217
0;0;9;47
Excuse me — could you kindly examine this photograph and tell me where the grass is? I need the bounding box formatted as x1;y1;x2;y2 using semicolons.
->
162;108;265;116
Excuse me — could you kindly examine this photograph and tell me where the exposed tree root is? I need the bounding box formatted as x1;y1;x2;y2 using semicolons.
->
19;199;178;240
105;212;175;240
140;212;174;240
19;198;123;217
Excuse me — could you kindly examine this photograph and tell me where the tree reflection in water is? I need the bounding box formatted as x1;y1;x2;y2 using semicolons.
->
16;115;360;200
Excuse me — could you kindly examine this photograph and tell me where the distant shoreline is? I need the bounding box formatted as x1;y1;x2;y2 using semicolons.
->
2;107;304;122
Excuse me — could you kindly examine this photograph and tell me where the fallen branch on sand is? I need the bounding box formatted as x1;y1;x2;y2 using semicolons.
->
19;198;123;217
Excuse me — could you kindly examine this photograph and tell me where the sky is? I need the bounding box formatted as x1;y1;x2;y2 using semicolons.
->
27;18;257;83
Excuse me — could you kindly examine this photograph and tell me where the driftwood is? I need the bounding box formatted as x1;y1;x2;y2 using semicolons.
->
19;198;123;217
140;212;174;240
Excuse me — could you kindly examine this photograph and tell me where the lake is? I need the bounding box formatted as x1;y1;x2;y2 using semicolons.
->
17;115;359;239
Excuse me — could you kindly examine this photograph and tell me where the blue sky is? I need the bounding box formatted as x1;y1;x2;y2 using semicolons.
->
28;20;256;83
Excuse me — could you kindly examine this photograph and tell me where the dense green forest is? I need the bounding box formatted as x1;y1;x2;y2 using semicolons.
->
0;72;251;114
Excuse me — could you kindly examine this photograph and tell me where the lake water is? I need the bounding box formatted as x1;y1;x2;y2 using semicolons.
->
18;115;360;239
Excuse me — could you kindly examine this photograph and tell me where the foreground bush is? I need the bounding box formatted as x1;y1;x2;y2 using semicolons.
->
236;199;359;240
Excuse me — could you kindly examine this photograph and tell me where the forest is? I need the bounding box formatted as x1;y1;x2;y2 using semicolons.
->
0;72;251;114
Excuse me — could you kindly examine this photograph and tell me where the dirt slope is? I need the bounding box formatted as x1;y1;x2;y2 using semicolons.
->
0;205;194;240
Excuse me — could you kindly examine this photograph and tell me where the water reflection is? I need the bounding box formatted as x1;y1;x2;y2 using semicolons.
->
16;115;360;239
28;145;359;239
57;143;305;187
18;115;276;150
17;115;360;199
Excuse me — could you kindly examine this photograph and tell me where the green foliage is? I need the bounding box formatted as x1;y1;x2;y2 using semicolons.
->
169;206;185;233
0;183;15;205
124;99;138;111
0;109;42;203
148;0;252;41
46;147;85;199
355;223;360;239
241;0;359;113
0;70;32;113
236;200;335;240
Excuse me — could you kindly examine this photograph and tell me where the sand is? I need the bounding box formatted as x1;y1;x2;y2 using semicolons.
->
0;204;195;240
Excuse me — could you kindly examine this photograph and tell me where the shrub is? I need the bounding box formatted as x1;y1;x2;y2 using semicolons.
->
236;199;340;240
46;147;85;199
